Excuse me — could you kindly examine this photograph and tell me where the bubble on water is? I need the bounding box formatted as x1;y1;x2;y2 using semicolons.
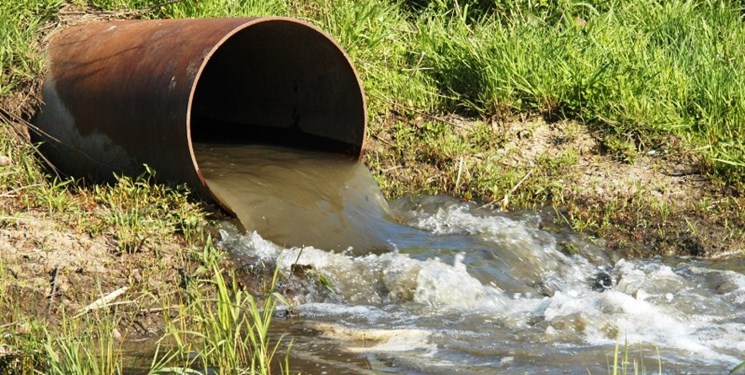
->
311;323;438;355
412;254;504;309
217;200;745;372
297;303;391;321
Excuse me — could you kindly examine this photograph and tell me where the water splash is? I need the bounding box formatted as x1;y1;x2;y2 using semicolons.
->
199;144;744;373
219;198;745;373
196;143;394;253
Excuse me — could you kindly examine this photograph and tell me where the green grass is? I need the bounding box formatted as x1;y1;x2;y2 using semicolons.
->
84;166;206;253
604;340;662;375
364;116;576;209
44;310;129;375
0;126;207;254
165;240;291;375
53;0;745;183
0;0;63;96
410;0;745;180
1;238;288;374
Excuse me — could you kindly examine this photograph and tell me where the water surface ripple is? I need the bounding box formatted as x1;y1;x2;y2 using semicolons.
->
199;144;745;374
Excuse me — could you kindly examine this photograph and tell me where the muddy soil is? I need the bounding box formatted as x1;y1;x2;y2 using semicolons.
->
0;211;196;333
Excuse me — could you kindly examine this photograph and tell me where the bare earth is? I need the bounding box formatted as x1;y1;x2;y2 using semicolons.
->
0;211;192;330
494;117;738;258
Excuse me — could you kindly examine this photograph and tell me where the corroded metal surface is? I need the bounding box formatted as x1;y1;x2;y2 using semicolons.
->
32;18;366;205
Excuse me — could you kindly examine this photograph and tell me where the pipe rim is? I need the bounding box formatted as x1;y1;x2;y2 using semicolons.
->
185;17;368;198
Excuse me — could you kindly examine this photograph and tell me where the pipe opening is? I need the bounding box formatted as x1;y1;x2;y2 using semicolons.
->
32;18;367;210
189;19;365;157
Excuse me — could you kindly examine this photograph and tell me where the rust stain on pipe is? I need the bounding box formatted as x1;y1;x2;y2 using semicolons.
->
32;18;366;207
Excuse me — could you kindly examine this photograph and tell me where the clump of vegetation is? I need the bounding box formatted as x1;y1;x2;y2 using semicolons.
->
605;340;662;375
1;238;288;374
165;240;291;375
0;0;62;97
84;166;206;253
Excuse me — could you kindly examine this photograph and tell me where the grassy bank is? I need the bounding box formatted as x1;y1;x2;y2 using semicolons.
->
3;0;745;373
52;0;745;184
5;0;745;210
1;232;290;374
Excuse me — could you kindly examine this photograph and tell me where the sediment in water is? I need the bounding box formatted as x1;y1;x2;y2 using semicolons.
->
195;143;394;254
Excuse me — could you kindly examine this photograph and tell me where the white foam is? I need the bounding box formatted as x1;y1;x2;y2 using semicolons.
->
410;206;552;253
539;260;745;365
223;227;506;309
404;204;599;291
311;322;438;355
412;254;505;308
297;303;388;319
218;202;745;370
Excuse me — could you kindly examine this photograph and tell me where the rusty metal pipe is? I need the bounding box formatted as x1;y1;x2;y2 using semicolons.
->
32;18;366;207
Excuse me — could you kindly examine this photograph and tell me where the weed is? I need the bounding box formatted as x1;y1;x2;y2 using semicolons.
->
44;311;125;375
602;135;638;164
0;238;289;374
408;0;745;180
605;340;662;375
82;166;206;253
154;0;291;18
732;360;745;374
0;0;63;96
0;318;48;374
165;238;291;375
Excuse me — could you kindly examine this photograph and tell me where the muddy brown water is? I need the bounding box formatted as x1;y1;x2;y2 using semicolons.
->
194;143;745;374
195;143;393;254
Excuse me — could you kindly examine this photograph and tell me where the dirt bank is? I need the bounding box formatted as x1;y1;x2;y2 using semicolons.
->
365;113;745;259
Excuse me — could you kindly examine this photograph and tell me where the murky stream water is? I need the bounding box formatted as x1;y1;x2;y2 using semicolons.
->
195;143;392;253
197;144;745;374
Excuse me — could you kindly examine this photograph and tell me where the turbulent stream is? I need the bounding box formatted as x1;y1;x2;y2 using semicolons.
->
196;143;745;374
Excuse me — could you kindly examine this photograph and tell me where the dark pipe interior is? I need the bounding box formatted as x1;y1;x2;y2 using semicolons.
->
190;20;364;156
